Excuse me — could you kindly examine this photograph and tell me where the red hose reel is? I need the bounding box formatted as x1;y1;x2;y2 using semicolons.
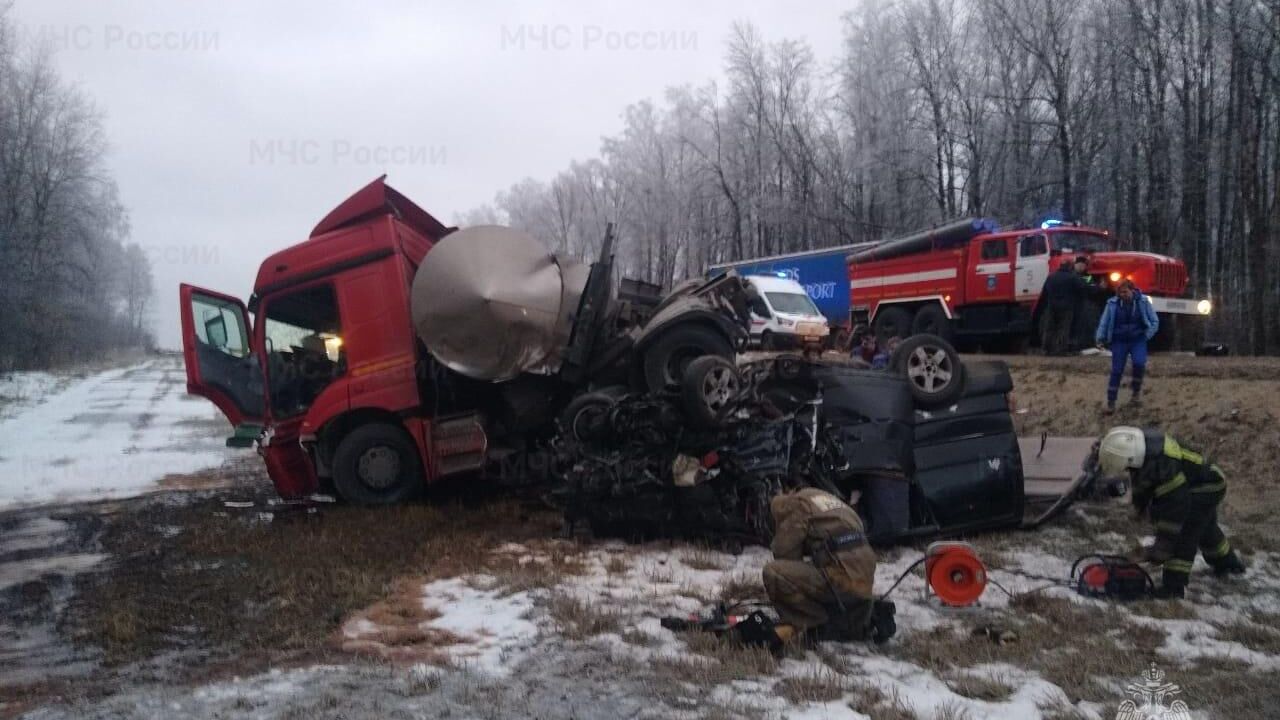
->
924;542;988;607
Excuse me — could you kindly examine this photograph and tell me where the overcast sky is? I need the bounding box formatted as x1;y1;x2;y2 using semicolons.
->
13;0;850;348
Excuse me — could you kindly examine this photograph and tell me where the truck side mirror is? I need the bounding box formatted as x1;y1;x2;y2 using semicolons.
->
204;314;229;349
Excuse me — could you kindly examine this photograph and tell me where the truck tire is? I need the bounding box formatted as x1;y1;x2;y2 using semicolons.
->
332;423;423;505
560;391;617;444
642;325;734;394
680;355;742;428
890;334;965;409
873;306;913;342
911;304;954;343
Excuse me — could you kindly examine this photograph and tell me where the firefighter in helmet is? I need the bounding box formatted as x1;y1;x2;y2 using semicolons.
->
1098;426;1246;598
762;488;895;643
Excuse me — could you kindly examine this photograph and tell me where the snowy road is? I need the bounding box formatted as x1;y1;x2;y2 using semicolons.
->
0;357;239;509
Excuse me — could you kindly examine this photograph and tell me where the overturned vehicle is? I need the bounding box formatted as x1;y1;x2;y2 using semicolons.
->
551;347;1028;546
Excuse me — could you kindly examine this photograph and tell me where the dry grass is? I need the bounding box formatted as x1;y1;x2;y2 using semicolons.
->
546;593;624;640
649;632;779;691
847;682;915;720
944;670;1014;702
67;486;562;675
1214;620;1280;654
776;666;850;703
717;571;766;603
931;701;973;720
891;594;1166;705
680;546;727;571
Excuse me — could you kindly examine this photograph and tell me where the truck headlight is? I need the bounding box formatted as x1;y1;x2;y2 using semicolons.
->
1197;299;1212;315
1108;271;1122;283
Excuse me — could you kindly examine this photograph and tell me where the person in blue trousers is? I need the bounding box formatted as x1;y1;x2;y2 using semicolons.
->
1095;279;1160;414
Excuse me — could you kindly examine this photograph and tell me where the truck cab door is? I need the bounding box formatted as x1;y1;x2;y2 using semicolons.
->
1015;234;1050;302
179;284;265;446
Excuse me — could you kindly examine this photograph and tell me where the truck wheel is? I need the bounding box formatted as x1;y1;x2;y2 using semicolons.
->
873;306;913;342
681;355;742;428
911;304;954;343
892;334;965;409
560;391;616;444
642;325;734;394
332;423;423;505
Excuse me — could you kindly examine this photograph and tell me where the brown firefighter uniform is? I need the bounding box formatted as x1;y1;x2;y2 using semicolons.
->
1133;431;1245;596
762;488;877;633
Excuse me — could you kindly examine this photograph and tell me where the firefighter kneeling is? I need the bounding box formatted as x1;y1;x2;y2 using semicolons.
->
1099;426;1247;598
762;488;895;644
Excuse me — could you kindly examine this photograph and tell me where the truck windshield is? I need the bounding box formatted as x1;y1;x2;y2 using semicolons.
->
1050;231;1115;253
766;292;821;316
263;284;345;418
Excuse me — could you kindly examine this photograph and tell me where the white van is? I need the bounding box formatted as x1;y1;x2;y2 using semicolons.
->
744;274;831;350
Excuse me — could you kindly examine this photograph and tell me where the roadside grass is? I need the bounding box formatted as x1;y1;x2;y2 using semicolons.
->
546;593;625;640
67;480;562;678
776;666;850;703
943;670;1015;702
890;593;1166;705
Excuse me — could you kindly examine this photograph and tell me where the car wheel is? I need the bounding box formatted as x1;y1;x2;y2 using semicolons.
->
873;306;913;342
681;355;742;428
559;391;617;444
892;333;966;409
910;303;954;343
642;324;734;394
332;423;423;505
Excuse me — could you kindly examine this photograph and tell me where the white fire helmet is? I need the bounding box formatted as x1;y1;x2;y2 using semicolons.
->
1098;426;1146;478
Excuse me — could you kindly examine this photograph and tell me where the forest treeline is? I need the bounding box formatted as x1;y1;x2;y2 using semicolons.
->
464;0;1280;354
0;5;153;370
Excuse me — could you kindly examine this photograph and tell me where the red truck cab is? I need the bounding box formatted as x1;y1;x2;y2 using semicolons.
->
180;176;483;502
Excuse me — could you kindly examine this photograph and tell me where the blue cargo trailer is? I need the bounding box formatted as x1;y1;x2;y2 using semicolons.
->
707;242;877;342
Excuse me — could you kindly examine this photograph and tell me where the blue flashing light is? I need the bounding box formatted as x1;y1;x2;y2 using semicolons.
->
1041;219;1065;229
775;271;789;278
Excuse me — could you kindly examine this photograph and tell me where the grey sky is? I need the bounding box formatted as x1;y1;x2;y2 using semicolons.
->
12;0;849;348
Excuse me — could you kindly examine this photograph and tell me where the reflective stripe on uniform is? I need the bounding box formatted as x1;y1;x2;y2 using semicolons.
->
1164;436;1203;464
1155;520;1182;534
1207;538;1232;559
1164;558;1194;574
1154;472;1187;497
1190;481;1226;494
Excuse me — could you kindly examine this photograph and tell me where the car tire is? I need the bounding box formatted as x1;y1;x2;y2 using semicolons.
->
642;324;734;394
873;306;913;342
332;423;423;505
559;391;617;444
891;334;966;409
680;355;742;428
910;304;954;343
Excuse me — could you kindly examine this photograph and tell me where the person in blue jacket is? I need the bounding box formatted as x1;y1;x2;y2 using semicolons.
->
1095;279;1159;413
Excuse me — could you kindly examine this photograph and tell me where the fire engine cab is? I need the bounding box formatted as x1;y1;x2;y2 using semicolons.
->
847;219;1211;349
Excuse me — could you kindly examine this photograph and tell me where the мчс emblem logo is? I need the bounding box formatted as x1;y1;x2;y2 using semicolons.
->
1115;663;1191;720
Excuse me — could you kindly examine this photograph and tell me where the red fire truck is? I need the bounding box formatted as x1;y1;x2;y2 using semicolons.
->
847;219;1211;349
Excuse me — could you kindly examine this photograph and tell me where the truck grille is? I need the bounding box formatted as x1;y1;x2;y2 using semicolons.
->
1153;262;1185;294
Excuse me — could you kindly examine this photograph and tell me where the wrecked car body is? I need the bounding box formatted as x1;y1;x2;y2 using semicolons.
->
551;354;1026;546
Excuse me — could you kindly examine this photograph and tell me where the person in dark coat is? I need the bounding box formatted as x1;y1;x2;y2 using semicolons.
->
1041;259;1085;355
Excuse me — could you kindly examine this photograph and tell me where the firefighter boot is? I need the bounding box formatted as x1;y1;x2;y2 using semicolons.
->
870;600;897;644
1153;582;1185;600
1212;551;1247;577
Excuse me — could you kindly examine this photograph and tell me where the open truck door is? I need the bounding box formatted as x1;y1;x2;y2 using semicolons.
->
179;284;265;447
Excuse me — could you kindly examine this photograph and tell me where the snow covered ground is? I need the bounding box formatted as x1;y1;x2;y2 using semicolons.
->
0;356;241;509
